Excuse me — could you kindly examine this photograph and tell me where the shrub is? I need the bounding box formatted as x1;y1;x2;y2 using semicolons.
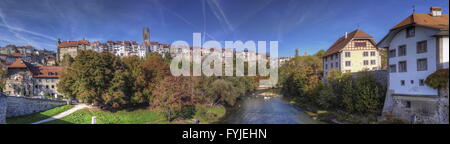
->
175;105;196;119
315;84;337;109
425;69;449;89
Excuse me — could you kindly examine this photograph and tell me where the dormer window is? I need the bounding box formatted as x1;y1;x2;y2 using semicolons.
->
406;27;415;38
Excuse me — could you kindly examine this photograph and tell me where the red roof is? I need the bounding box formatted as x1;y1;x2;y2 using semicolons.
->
31;66;63;78
391;13;449;30
16;46;33;49
7;58;28;69
323;29;374;57
58;40;90;48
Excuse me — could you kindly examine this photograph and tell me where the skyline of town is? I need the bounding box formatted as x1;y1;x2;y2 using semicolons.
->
0;0;448;57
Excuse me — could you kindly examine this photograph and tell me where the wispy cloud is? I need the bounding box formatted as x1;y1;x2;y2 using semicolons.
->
206;0;234;32
0;6;56;49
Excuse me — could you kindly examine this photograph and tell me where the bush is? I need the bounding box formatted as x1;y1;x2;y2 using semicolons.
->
315;84;337;109
425;69;449;89
175;105;196;119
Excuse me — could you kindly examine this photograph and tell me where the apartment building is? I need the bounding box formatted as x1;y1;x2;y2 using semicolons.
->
377;7;448;123
323;29;381;77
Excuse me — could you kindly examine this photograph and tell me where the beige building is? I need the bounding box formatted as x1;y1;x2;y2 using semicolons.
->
3;58;63;99
57;40;91;61
323;29;381;77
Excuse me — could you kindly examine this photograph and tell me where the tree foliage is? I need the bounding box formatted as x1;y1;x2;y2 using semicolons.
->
58;50;258;116
425;69;449;89
279;51;385;115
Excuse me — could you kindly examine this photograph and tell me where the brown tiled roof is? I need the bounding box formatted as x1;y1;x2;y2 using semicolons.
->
323;29;374;57
391;14;449;30
31;66;63;78
58;40;90;48
7;58;28;68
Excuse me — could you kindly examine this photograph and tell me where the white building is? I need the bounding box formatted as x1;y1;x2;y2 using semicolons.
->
377;7;448;123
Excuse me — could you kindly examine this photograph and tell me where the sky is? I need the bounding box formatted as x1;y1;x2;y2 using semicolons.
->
0;0;448;57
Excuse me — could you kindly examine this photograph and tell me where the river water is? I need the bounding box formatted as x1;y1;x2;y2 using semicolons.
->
218;91;323;124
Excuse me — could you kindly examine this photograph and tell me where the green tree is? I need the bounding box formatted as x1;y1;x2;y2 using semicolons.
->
60;54;74;67
207;79;239;106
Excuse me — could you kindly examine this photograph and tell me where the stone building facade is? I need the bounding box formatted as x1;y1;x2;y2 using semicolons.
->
2;59;62;99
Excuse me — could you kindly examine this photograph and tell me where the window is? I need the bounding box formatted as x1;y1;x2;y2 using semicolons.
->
345;61;351;67
389;64;397;73
406;101;411;108
406;27;415;38
370;51;376;56
325;64;328;69
335;54;339;60
331;56;334;60
363;51;369;57
363;60;369;65
46;85;49;89
389;49;396;58
370;60;376;65
324;57;328;62
355;42;367;47
331;63;334;68
419;79;425;86
399;61;407;72
398;45;407;56
345;52;351;57
401;80;405;86
51;85;55;89
417;41;427;54
417;58;428;71
335;62;339;68
410;80;414;84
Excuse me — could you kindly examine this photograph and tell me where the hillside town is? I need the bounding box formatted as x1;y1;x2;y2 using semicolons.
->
0;6;448;124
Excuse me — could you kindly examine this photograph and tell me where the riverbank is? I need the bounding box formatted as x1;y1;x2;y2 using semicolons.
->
286;98;398;124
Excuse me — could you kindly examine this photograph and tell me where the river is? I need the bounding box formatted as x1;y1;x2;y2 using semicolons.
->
218;90;323;124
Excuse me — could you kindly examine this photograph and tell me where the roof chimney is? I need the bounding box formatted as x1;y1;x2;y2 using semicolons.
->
345;32;348;39
430;7;442;17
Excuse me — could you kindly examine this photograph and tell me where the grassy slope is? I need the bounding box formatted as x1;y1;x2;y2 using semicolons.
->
45;108;167;124
6;105;74;124
44;105;226;124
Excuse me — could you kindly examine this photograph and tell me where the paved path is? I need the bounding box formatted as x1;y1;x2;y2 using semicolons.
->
32;104;88;124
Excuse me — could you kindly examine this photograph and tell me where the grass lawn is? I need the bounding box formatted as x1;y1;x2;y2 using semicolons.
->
6;105;74;124
193;105;226;124
44;105;226;124
44;108;167;124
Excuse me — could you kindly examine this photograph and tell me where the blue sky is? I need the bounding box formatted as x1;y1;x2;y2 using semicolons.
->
0;0;448;57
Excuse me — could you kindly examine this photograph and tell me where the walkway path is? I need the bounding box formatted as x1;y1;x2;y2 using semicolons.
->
32;104;89;124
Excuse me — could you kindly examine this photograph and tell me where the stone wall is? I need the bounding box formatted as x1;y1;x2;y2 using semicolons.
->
0;95;6;124
5;96;66;118
382;83;449;124
0;93;66;123
436;83;449;124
